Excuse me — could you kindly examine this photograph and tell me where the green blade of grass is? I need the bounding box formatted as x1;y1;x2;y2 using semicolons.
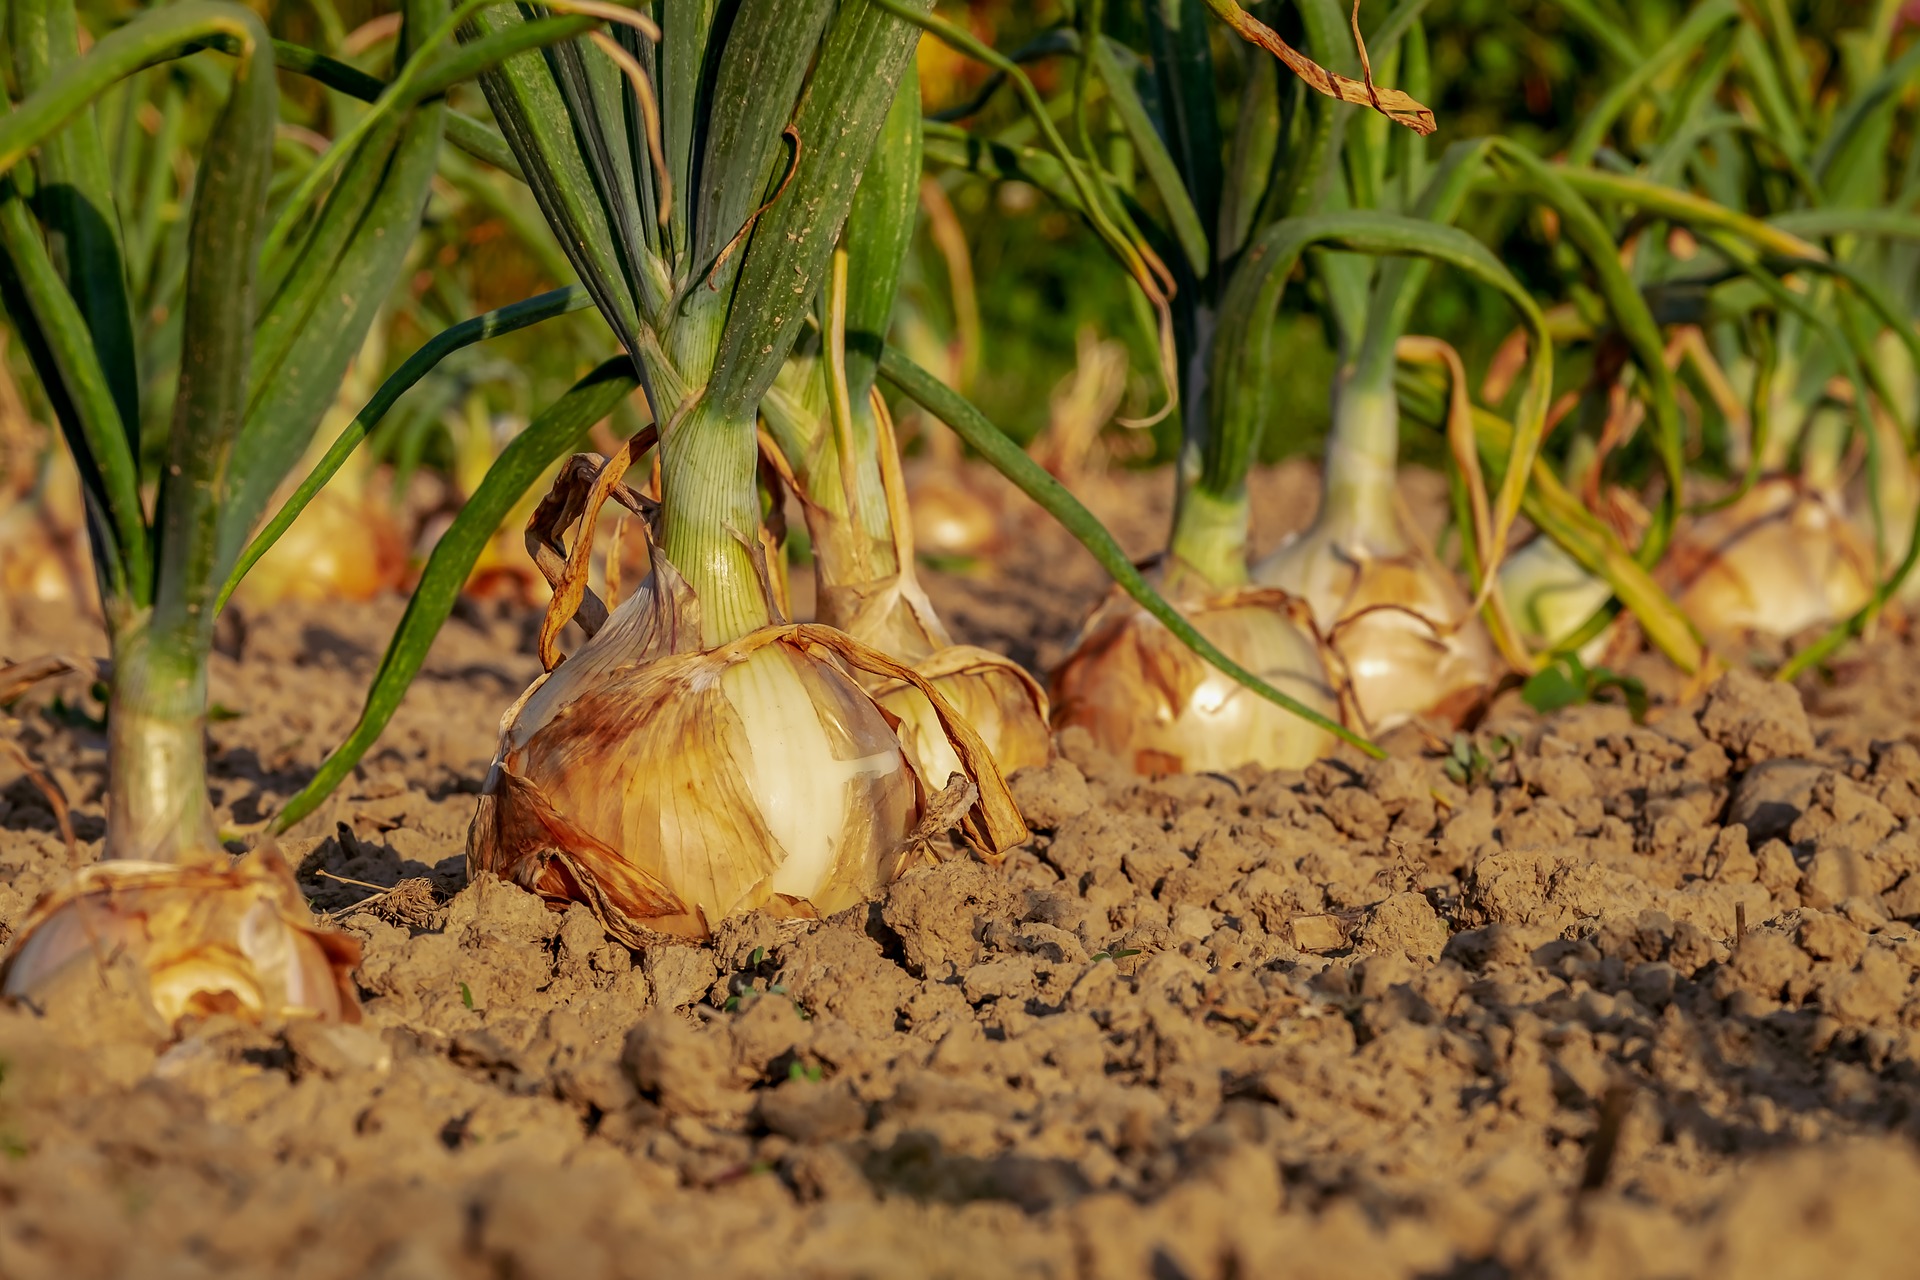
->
270;356;639;834
876;344;1383;759
217;286;594;615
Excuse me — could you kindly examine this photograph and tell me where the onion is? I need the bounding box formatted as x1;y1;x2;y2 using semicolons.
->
1498;535;1615;661
0;450;93;612
1050;584;1337;775
1663;478;1874;641
904;459;1004;560
0;851;361;1028
1257;522;1496;732
469;550;1024;944
873;645;1052;788
233;486;408;608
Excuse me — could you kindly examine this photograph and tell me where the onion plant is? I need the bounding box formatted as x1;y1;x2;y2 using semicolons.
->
759;73;1053;788
0;0;626;1024
1495;0;1920;676
429;0;1049;944
904;0;1562;765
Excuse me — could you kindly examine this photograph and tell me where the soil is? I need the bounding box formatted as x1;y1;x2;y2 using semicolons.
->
6;461;1920;1279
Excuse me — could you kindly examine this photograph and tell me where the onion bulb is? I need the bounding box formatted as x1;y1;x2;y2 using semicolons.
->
1497;535;1614;662
469;551;1024;944
1050;584;1337;775
805;390;1053;783
0;850;361;1029
233;486;408;608
1663;477;1873;641
905;460;1004;560
1255;523;1495;732
0;449;93;612
873;645;1052;788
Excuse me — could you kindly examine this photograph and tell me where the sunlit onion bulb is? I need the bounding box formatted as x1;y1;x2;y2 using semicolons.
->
1498;535;1614;662
1664;478;1873;640
234;488;407;608
1256;531;1495;732
906;464;1003;559
0;451;93;610
875;645;1052;787
471;587;935;942
1050;589;1337;775
0;853;361;1029
0;503;87;606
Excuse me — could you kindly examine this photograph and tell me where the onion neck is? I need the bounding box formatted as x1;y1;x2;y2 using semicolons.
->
105;612;218;864
1167;480;1251;596
1312;368;1404;552
657;399;774;647
804;396;901;591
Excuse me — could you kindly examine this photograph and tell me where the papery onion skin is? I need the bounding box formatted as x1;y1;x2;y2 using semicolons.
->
1050;590;1337;776
876;645;1052;786
1257;533;1495;733
1664;478;1874;641
471;603;926;942
0;851;361;1030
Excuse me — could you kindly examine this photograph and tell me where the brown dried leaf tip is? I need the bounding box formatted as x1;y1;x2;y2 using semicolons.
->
1203;0;1438;136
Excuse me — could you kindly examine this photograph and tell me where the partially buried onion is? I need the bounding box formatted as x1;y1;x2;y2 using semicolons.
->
905;458;1004;560
1256;522;1496;733
1497;534;1615;662
873;644;1052;787
0;849;361;1028
469;548;1024;944
1050;581;1337;776
805;390;1053;783
0;449;93;612
1663;477;1873;641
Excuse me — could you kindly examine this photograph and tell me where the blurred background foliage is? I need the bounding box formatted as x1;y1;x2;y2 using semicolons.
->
6;0;1915;535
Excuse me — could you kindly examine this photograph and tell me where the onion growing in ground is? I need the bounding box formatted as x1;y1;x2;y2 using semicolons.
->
463;5;1024;943
1664;476;1874;641
0;447;93;612
1255;374;1496;731
1498;534;1615;661
1;852;360;1025
758;86;1051;783
1051;574;1337;774
470;537;1022;943
0;0;445;1028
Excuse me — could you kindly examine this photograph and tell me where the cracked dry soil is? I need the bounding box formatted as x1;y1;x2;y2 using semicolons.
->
5;463;1920;1279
